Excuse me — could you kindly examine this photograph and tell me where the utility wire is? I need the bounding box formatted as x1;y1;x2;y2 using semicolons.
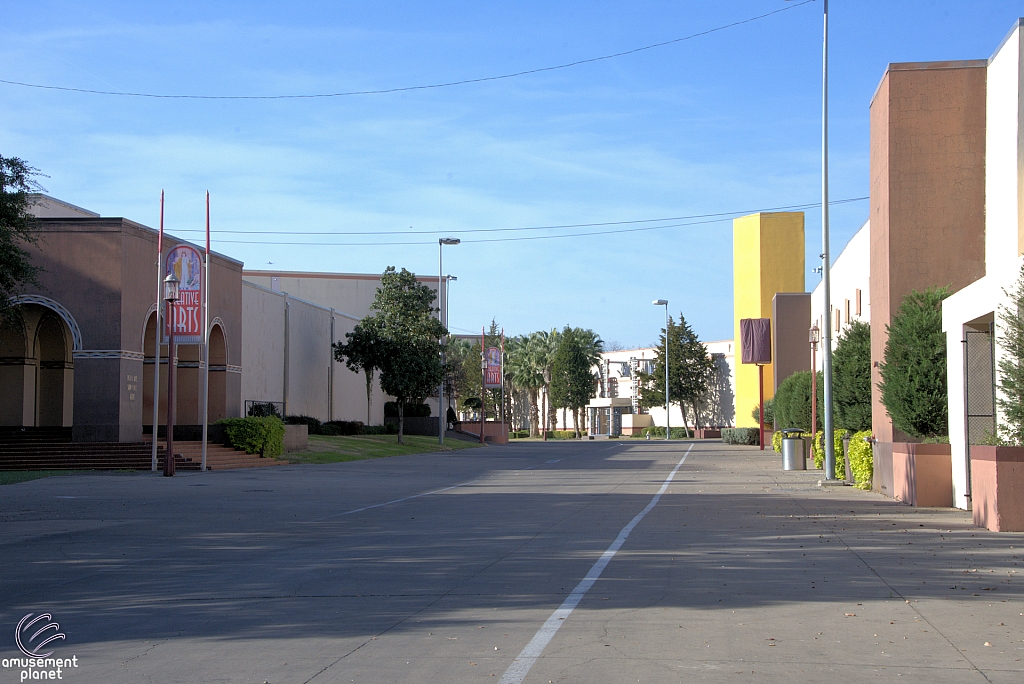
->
171;194;863;237
0;1;815;100
200;196;866;247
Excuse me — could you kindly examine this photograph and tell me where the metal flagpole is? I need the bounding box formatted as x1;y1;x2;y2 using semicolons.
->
151;191;164;472
201;191;210;472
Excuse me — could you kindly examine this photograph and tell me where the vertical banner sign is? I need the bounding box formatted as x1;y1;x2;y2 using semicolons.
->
164;244;204;344
484;346;502;388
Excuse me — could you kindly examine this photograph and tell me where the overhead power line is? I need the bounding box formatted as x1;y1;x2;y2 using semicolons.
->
172;194;862;237
0;1;815;100
191;196;867;247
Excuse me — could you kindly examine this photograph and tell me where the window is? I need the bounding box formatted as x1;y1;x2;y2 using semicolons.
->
834;308;841;332
845;298;850;324
855;288;862;316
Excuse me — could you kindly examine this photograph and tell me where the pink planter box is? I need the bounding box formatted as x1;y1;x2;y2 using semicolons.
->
892;442;952;507
970;446;1024;532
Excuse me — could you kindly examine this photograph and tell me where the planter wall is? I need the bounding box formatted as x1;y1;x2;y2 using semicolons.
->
892;442;952;507
284;424;308;453
454;421;509;444
970;445;1024;532
873;441;894;498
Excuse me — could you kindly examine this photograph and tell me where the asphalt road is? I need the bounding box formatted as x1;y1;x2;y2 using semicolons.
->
1;439;1023;684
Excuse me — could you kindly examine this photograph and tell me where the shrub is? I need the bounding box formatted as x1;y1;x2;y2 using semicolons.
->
879;287;950;439
217;416;285;458
642;426;692;439
321;420;364;436
848;430;873;489
721;427;759;445
833;320;872;432
285;415;323;434
510;429;530;439
384;402;432;418
808;429;848;471
998;263;1024;445
750;397;775;427
362;424;398;435
773;371;823;433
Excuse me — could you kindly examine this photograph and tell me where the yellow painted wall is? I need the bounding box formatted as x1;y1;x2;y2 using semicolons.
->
733;212;805;427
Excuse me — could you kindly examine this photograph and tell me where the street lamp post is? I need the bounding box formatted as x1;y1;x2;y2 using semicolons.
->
653;299;669;441
438;238;460;445
810;324;820;439
163;273;180;477
820;0;838;481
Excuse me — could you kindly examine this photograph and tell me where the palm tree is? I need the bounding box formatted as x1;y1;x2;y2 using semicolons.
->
506;335;546;437
572;327;604;434
531;329;560;439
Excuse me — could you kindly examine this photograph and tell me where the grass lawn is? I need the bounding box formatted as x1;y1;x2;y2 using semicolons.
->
0;470;139;485
286;434;483;464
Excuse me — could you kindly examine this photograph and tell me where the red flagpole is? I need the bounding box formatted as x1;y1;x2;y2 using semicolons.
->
201;192;211;471
151;191;164;471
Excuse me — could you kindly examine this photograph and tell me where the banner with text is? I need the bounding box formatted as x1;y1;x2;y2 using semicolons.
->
483;346;502;388
164;244;204;344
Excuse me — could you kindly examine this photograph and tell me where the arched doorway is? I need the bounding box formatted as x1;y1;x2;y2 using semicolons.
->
34;313;73;426
0;318;29;425
0;303;74;427
142;311;167;428
208;323;227;422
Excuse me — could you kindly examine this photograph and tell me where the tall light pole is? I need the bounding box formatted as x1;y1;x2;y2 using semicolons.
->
787;0;835;477
163;273;180;477
438;238;460;445
653;299;669;441
820;0;838;481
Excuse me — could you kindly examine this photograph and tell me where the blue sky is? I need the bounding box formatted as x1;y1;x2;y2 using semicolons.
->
3;1;1023;347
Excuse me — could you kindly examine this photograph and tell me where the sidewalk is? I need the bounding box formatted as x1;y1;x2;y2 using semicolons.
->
580;442;1024;683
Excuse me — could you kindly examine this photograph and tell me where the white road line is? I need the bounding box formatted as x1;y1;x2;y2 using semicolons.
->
499;444;693;684
311;481;476;521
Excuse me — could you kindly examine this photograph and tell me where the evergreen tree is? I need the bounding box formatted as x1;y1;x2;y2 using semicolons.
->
549;326;597;437
638;314;715;432
832;320;872;432
997;264;1024;445
773;370;823;432
878;287;950;440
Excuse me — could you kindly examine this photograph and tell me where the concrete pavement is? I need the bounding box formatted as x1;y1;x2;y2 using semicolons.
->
0;440;1022;683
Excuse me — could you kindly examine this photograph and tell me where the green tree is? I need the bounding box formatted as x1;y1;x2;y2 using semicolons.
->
997;264;1024;445
773;370;823;432
832;319;872;432
549;326;597;437
878;287;950;440
333;323;380;425
0;155;44;323
335;267;445;444
638;314;715;433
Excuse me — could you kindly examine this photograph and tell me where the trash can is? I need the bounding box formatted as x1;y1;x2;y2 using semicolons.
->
781;429;806;471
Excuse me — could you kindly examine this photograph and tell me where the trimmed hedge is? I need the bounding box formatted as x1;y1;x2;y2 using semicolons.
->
217;416;285;458
286;415;323;433
638;426;692;439
321;420;365;436
722;427;759;445
362;424;398;435
384;402;432;418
